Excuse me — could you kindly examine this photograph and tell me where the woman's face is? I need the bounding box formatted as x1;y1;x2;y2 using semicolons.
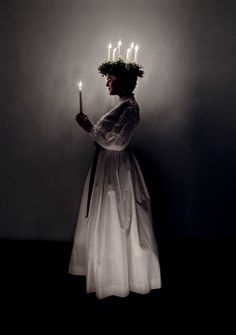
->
106;75;121;95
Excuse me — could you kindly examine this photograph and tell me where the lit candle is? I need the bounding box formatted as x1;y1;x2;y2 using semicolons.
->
117;40;122;59
134;44;139;62
130;42;134;61
107;43;112;61
126;48;131;61
78;81;83;114
112;47;117;61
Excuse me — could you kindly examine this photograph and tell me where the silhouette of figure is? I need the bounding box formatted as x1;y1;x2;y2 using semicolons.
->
69;60;161;299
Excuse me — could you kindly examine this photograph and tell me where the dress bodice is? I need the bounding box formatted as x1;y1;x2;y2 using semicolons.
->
89;96;140;151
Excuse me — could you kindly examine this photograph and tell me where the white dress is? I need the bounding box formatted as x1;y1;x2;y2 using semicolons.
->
69;95;161;299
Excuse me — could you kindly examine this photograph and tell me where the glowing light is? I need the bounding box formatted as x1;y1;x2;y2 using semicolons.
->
112;47;117;61
78;81;83;113
108;43;112;60
126;48;131;61
134;45;139;63
105;42;140;62
117;40;122;58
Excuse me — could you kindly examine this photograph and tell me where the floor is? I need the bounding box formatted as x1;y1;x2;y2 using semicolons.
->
1;238;235;330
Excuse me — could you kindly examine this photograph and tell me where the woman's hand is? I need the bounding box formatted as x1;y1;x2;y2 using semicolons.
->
75;112;93;132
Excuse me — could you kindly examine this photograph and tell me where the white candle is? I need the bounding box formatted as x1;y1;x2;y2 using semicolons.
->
112;47;117;61
130;42;134;61
117;41;122;59
126;48;131;61
107;43;112;61
134;44;139;62
78;81;83;114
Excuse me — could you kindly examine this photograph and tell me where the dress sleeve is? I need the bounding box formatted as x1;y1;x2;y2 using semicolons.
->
88;106;139;151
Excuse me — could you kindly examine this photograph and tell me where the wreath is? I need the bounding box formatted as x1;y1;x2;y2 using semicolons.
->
98;58;144;78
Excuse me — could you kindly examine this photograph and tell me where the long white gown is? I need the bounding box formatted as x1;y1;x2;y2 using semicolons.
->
69;95;161;299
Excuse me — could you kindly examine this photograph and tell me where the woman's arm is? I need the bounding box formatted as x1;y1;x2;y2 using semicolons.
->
88;106;139;151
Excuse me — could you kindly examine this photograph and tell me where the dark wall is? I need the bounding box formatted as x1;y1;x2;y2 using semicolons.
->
2;0;236;240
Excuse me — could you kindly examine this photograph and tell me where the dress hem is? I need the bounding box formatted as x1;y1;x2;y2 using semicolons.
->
68;267;161;299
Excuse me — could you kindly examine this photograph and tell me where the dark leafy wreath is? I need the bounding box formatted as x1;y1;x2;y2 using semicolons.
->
98;58;144;79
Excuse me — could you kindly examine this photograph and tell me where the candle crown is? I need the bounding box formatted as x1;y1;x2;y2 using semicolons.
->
98;58;144;80
99;42;144;83
106;41;140;63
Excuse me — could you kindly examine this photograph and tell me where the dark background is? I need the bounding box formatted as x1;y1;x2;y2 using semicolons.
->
1;0;236;326
2;0;235;240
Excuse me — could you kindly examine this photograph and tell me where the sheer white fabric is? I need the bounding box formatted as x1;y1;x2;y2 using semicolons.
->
69;96;161;299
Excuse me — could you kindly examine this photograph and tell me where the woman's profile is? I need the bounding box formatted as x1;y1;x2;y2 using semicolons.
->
69;57;161;299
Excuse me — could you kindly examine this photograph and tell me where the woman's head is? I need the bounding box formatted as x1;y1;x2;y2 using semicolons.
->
106;73;137;96
98;59;144;97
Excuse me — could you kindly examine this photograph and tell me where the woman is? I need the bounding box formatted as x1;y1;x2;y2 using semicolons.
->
69;59;161;299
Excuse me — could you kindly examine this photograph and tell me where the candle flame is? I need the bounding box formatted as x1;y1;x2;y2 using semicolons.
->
108;43;112;49
135;44;139;51
78;81;82;90
118;40;122;47
131;42;134;49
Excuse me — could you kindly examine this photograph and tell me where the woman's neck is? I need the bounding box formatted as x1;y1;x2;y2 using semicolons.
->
119;93;134;100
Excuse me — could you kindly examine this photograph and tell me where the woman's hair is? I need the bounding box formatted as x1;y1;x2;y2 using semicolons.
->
98;59;144;95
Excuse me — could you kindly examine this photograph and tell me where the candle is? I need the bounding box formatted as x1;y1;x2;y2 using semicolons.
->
107;43;112;61
134;44;139;62
117;41;122;59
126;48;131;61
78;81;83;114
130;42;134;61
112;47;117;61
